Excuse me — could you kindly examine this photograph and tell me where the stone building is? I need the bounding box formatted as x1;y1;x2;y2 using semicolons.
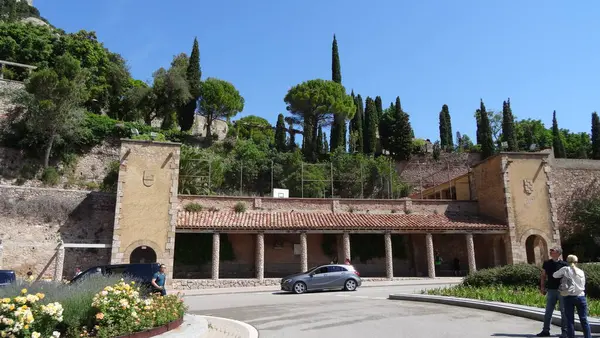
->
2;139;599;289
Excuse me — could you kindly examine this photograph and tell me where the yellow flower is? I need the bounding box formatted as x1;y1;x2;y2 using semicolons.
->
35;293;45;300
1;298;10;304
21;288;27;295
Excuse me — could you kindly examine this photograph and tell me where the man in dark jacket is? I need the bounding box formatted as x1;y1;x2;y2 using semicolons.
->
536;247;568;337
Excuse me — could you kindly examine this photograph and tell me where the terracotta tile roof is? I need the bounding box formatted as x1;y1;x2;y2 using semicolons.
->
177;211;507;232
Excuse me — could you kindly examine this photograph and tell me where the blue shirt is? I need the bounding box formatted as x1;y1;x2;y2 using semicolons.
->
153;272;166;287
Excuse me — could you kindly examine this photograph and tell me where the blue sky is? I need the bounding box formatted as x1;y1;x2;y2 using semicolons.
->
36;0;599;142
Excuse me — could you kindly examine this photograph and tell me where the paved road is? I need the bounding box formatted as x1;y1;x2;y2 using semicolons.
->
185;281;555;338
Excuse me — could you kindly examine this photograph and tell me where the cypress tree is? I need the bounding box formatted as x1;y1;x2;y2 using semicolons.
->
363;97;377;154
323;132;329;154
317;126;324;155
479;99;495;159
275;113;287;152
501;98;518;151
179;37;202;131
329;34;344;151
475;109;482;145
392;96;413;161
439;105;449;148
375;96;383;121
552;111;567;158
350;94;364;153
444;105;453;148
592;111;600;159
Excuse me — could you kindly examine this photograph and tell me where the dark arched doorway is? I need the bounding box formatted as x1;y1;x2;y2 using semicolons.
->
525;235;547;265
130;246;157;264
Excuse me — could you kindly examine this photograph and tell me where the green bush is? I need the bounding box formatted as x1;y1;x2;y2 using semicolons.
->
183;203;203;212
463;263;600;300
234;202;247;213
100;161;120;193
41;167;60;186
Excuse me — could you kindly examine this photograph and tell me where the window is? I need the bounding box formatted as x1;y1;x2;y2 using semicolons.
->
314;267;328;274
328;266;347;272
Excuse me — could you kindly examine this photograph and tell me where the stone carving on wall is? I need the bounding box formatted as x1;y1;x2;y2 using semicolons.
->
143;170;155;187
523;179;534;195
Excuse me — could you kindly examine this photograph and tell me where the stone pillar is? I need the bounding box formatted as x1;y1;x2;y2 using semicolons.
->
54;242;65;282
256;232;265;280
384;232;393;280
466;233;477;273
300;232;308;273
342;232;351;262
212;232;220;280
425;233;435;278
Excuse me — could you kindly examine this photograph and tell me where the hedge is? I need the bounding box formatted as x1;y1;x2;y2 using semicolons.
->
464;263;600;299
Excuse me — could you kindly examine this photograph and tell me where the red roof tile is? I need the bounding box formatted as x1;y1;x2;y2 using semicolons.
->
177;211;507;231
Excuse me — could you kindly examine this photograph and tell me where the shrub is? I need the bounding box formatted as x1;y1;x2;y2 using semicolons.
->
184;203;203;212
41;167;60;186
234;202;246;213
0;288;64;338
463;264;541;287
100;161;120;193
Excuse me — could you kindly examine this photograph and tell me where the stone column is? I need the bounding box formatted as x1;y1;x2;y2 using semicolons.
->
256;232;265;281
342;232;351;262
212;232;220;280
466;233;477;273
425;234;435;278
384;232;393;280
300;232;308;273
54;242;65;282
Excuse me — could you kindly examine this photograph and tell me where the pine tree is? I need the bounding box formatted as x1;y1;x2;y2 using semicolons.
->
275;113;287;152
552;111;567;158
501;98;518;151
363;97;377;154
329;34;345;151
179;37;201;131
478;99;495;159
592;111;600;160
439;105;449;148
350;94;364;153
392;96;413;161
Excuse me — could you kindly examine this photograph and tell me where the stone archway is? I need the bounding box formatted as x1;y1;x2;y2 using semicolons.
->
525;235;548;265
130;246;157;264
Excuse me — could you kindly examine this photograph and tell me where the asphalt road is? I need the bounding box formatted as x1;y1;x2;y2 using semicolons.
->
184;281;558;338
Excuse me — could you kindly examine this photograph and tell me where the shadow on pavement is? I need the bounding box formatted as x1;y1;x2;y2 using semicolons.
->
272;289;344;295
491;334;600;337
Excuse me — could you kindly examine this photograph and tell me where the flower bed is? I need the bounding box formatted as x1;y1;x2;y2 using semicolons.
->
0;278;187;338
424;285;600;318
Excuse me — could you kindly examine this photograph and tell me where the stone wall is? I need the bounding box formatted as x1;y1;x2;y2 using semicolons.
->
178;195;479;215
0;80;23;118
0;185;115;279
0;140;120;189
549;158;600;233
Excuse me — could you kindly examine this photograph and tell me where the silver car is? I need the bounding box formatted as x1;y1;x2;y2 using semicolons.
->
280;264;362;294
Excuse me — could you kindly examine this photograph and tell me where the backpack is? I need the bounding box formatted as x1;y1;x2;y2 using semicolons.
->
558;267;576;297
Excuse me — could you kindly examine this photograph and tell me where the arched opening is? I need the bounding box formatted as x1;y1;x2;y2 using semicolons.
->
525;235;547;265
493;237;508;267
130;246;157;264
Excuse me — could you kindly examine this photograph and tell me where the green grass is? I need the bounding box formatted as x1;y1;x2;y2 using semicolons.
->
424;285;600;318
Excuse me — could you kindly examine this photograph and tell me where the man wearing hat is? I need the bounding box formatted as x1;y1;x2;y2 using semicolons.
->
536;247;568;337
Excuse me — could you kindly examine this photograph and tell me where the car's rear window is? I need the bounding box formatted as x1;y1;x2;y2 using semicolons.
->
0;273;15;284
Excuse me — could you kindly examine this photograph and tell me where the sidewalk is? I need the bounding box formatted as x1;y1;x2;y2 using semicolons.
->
171;277;462;297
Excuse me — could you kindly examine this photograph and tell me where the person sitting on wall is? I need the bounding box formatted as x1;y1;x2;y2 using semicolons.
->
151;264;167;296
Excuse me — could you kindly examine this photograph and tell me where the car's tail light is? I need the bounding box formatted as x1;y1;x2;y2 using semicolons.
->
354;270;360;277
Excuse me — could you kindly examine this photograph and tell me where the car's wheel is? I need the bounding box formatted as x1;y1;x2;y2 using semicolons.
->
293;281;307;294
343;279;358;291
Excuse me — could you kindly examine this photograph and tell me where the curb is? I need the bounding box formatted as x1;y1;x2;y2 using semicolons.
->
389;293;600;333
202;315;259;338
158;314;208;337
176;280;461;297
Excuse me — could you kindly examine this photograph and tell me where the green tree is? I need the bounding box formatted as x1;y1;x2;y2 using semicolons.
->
275;113;287;152
330;34;345;151
151;53;191;130
592;112;600;159
198;78;245;145
438;105;451;149
379;101;395;154
317;126;324;156
501;99;518;151
444;105;453;149
234;115;273;146
179;37;202;131
391;96;413;161
284;79;355;162
478;99;495;159
561;130;590;159
3;54;88;167
363;97;378;154
552;110;566;158
375;96;383;121
349;94;364;153
515;119;552;151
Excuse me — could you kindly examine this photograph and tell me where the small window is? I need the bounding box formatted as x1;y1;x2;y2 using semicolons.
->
328;266;347;272
314;267;328;274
